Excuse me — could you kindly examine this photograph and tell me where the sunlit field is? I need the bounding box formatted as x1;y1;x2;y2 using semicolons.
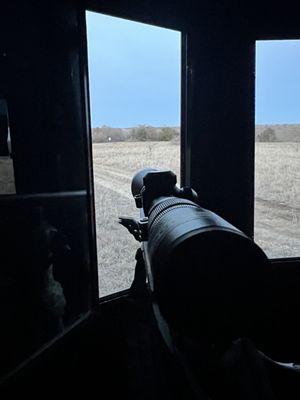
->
1;141;298;296
255;142;300;258
93;141;300;296
93;141;180;296
0;158;15;194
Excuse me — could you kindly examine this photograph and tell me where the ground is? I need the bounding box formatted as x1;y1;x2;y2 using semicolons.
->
1;142;299;297
0;157;15;194
92;141;180;296
92;141;300;297
255;142;300;258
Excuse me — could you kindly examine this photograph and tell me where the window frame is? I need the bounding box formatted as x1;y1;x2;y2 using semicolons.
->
254;38;300;262
1;1;300;387
83;9;186;299
82;3;300;301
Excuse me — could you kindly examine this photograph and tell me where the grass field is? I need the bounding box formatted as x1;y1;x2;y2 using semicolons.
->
92;141;180;296
0;158;15;195
255;142;300;258
93;141;300;297
1;142;298;296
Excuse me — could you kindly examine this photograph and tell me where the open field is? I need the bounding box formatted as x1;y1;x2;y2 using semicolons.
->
93;141;180;296
0;158;15;194
0;142;298;296
255;142;300;258
93;141;300;296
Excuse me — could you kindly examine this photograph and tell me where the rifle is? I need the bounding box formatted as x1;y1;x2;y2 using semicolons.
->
119;168;268;345
119;168;300;399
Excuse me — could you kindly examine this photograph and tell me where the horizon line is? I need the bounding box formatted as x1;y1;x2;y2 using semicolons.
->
91;122;300;129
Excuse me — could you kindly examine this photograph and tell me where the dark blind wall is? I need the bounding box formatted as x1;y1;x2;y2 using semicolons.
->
0;0;97;380
187;29;255;236
0;0;87;194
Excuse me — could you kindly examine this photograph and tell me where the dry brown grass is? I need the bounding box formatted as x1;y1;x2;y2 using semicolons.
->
255;142;300;208
0;158;15;195
1;141;298;295
255;142;300;258
93;141;180;178
93;141;300;296
93;141;180;296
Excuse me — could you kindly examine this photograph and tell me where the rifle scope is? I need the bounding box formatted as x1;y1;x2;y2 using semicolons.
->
130;168;268;342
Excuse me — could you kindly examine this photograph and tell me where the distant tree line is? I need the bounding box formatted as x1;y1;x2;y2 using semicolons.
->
92;125;179;143
256;127;277;142
93;125;281;143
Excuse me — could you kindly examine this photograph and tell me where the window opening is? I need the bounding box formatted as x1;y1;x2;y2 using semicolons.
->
86;12;181;296
255;40;300;258
0;99;15;194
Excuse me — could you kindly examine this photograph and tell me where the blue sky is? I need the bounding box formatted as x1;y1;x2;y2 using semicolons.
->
86;12;181;128
256;40;300;124
86;13;300;127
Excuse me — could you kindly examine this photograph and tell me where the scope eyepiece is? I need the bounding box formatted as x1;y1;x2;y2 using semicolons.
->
131;168;177;213
131;167;158;206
